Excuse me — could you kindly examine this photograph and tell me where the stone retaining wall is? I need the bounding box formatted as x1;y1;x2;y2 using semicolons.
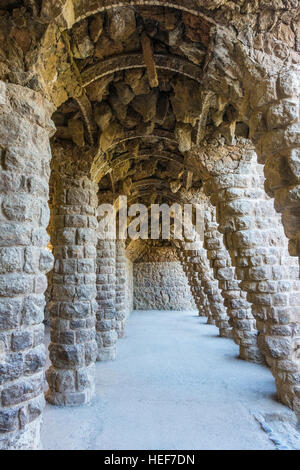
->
133;261;196;311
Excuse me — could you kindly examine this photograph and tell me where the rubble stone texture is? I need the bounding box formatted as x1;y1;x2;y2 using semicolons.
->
115;241;127;339
187;245;229;331
0;0;299;450
96;239;117;361
125;258;134;315
46;174;98;406
0;82;55;450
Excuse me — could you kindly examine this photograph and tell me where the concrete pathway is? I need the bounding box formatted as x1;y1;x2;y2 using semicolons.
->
42;310;293;450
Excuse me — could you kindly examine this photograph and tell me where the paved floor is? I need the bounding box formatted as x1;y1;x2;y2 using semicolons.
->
42;310;294;450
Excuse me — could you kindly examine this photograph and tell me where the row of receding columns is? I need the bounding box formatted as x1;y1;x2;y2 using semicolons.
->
0;82;130;448
46;181;129;424
173;142;300;415
175;244;211;319
176;212;263;363
200;144;300;412
203;203;263;363
47;180;129;406
46;174;99;406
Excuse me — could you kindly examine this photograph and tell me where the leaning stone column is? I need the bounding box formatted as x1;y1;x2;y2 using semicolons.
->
185;246;231;335
95;239;118;361
204;203;262;362
46;172;98;406
115;240;127;339
0;82;55;450
175;244;211;318
202;140;300;411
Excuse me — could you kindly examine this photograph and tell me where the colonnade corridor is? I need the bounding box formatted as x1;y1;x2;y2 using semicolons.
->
42;310;296;450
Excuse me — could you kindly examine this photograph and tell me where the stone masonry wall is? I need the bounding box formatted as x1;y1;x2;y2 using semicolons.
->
125;258;133;316
0;82;55;450
46;174;99;406
202;142;300;412
133;262;196;311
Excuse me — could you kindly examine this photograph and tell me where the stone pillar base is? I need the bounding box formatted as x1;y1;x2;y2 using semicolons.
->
46;363;95;406
45;388;95;407
220;328;233;339
0;416;42;451
239;346;266;365
117;321;126;339
97;346;117;362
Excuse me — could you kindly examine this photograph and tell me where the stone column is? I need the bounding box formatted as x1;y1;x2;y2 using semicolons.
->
204;204;262;363
95;239;118;361
249;68;300;263
185;246;231;336
204;27;300;262
44;269;53;325
0;82;54;450
46;175;98;406
175;244;211;318
115;240;127;339
203;144;300;411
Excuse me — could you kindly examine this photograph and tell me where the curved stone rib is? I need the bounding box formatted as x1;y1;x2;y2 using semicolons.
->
74;93;97;145
132;178;168;190
96;152;184;181
82;53;202;87
112;151;184;167
107;143;182;165
113;141;181;155
108;130;177;152
74;0;216;26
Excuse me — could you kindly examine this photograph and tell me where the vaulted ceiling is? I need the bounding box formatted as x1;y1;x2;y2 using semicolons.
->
50;5;247;208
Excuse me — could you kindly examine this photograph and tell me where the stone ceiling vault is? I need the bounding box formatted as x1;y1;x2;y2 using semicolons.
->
48;4;219;207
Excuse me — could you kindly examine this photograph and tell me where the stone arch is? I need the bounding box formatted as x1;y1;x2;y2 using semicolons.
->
25;2;211;111
97;151;184;183
201;25;300;261
41;0;216;28
82;53;203;88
